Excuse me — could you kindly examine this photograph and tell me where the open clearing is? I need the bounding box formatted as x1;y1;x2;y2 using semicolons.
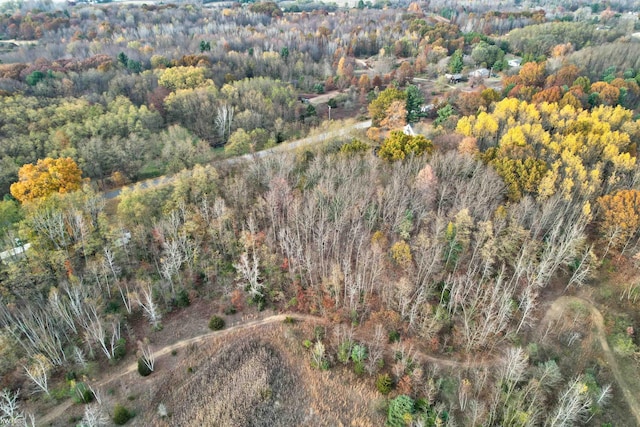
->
37;291;640;426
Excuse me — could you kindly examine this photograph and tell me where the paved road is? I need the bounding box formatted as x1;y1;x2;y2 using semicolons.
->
104;120;371;200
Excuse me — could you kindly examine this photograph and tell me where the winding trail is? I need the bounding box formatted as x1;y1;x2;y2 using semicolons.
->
38;313;325;425
38;296;640;425
541;296;640;426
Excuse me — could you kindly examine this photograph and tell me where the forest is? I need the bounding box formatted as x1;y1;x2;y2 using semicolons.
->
1;0;640;426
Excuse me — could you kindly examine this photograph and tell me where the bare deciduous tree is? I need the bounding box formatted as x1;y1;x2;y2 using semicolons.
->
545;376;592;427
140;339;155;373
0;388;22;423
24;354;51;395
235;250;263;298
136;282;162;329
81;404;109;427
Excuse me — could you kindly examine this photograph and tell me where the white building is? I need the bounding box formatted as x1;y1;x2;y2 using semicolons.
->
508;58;522;68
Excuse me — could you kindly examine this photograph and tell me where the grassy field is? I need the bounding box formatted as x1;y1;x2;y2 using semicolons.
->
123;322;384;426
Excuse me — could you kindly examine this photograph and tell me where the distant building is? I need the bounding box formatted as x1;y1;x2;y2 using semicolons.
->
420;104;435;113
469;68;490;78
0;243;31;264
445;73;463;83
402;124;416;136
508;58;522;68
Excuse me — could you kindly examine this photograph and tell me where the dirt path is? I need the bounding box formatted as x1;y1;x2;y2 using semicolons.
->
39;296;640;425
38;313;325;426
541;295;640;425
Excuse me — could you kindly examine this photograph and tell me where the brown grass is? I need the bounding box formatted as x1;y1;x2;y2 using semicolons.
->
133;323;383;426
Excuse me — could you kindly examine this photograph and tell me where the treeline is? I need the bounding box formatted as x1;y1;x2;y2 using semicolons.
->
567;42;640;81
508;21;625;58
0;76;303;197
429;0;640;14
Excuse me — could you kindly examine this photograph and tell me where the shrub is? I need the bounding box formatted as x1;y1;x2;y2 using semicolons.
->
175;288;190;307
376;373;393;395
223;305;237;315
113;404;133;425
388;330;401;343
340;139;370;155
113;338;126;361
337;340;352;364
612;333;638;357
137;358;153;377
208;315;225;331
71;382;94;404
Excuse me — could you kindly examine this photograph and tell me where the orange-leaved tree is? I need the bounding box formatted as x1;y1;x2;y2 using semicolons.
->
597;189;640;251
10;157;85;203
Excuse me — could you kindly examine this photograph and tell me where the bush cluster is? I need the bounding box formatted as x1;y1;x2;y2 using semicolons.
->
137;358;153;377
209;315;225;331
113;404;134;425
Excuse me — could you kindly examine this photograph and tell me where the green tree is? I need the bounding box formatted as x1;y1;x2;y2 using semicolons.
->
117;52;128;66
137;357;153;376
340;139;370;155
248;1;283;16
199;40;211;52
0;197;22;235
376;373;393;394
25;70;46;86
387;395;415;427
224;128;253;156
448;49;464;73
126;59;142;73
405;85;425;124
160;125;209;173
378;131;433;161
471;41;504;68
434;104;454;127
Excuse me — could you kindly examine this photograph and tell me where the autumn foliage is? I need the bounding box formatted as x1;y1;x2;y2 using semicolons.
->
10;157;85;203
597;189;640;249
457;98;637;201
378;131;434;161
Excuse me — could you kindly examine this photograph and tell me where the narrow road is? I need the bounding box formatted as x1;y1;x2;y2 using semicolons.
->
104;120;371;200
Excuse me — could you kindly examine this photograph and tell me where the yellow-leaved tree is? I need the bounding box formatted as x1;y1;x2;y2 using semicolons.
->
378;131;433;161
10;157;85;203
